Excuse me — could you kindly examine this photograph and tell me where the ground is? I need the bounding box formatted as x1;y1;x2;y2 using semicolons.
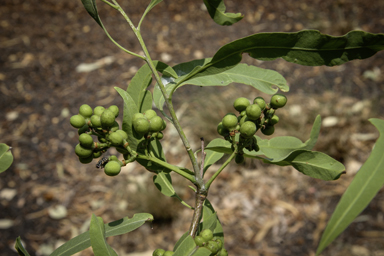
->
1;0;384;255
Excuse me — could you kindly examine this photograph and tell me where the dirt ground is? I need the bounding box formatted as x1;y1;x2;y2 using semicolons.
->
1;0;384;255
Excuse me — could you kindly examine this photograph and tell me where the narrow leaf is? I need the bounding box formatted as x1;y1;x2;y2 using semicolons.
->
201;212;218;231
81;0;102;27
174;232;189;252
0;143;13;173
203;0;243;26
210;30;384;69
269;150;345;180
173;235;197;256
115;87;141;150
14;237;30;256
51;213;153;256
153;171;175;197
90;214;112;256
142;0;164;20
136;139;168;173
191;247;212;256
316;118;384;255
204;139;226;175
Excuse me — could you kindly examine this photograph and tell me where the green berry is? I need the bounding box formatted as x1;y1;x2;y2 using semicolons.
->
240;121;256;138
79;104;93;118
149;116;164;132
160;119;167;131
79;155;93;164
108;105;119;118
200;229;213;242
109;155;118;161
152;249;165;256
270;94;287;109
79;133;94;149
253;97;266;111
233;97;250;112
101;109;115;128
217;122;229;137
222;115;238;130
163;251;174;256
217;248;228;256
133;118;150;134
70;115;86;128
154;131;164;140
133;113;145;122
90;115;102;128
109;132;124;146
110;121;119;132
268;115;279;125
205;241;220;254
104;161;121;176
75;144;93;158
239;115;250;126
195;235;206;247
240;110;247;117
144;109;157;120
115;130;128;140
94;106;105;116
261;125;275;136
212;237;223;251
265;108;275;118
235;154;245;164
93;151;102;158
246;104;262;120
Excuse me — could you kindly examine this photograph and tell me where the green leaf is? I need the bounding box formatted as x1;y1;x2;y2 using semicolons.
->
316;118;384;255
204;139;226;175
173;235;197;256
136;139;168;172
0;143;13;173
269;150;345;181
200;199;224;242
201;212;218;231
115;87;141;151
191;247;212;256
153;171;175;197
142;0;164;20
80;0;102;27
203;0;243;26
174;232;190;252
210;30;384;68
51;213;153;256
90;214;113;256
14;237;30;256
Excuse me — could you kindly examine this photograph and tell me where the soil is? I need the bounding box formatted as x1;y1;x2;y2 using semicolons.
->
1;0;384;256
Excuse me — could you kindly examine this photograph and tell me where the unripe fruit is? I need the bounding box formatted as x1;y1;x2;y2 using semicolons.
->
115;130;128;140
163;251;174;256
101;110;115;128
205;241;220;254
269;115;279;125
195;235;206;247
222;115;238;130
133;118;150;134
270;94;287;109
200;229;213;242
93;151;102;158
94;106;105;116
160;119;167;131
233;97;250;112
98;136;107;143
217;248;229;256
155;132;164;140
149;116;164;132
235;154;245;164
104;161;121;176
108;105;119;118
217;122;229;136
109;132;124;146
246;104;262;120
265;108;275;118
70;115;86;128
144;109;157;120
78;124;90;135
90;115;102;128
240;110;247;117
79;104;93;118
79;155;93;164
240;121;256;138
109;155;118;161
261;125;275;136
212;237;223;251
253;97;266;110
133;113;145;122
110;121;119;132
79;133;94;149
75;144;93;158
239;115;250;126
152;249;165;256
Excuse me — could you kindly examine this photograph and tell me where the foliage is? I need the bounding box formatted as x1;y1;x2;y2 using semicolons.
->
7;0;384;255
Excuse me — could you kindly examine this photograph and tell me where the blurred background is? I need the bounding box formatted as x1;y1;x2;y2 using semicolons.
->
1;0;384;255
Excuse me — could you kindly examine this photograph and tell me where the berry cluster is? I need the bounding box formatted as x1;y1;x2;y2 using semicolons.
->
132;109;166;139
152;249;174;256
69;104;129;176
194;229;228;256
217;94;287;164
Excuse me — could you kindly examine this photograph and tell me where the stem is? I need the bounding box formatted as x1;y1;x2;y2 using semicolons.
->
205;150;237;190
100;0;118;9
188;190;207;237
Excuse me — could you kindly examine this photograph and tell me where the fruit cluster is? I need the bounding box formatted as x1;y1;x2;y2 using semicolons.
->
69;104;129;176
217;94;287;164
152;249;174;256
132;109;167;139
194;229;228;256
